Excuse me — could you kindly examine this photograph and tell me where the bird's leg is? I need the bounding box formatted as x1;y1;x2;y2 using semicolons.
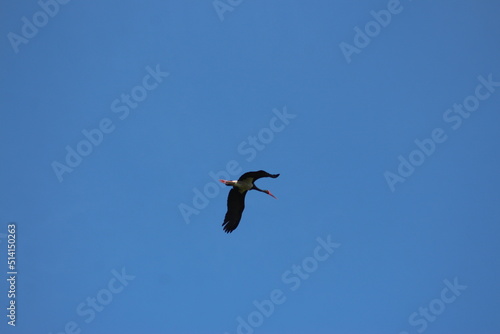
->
219;180;237;186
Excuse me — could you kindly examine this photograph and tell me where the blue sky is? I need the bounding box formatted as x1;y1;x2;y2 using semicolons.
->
1;1;500;333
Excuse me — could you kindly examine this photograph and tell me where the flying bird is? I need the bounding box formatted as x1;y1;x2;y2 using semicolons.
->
220;170;280;233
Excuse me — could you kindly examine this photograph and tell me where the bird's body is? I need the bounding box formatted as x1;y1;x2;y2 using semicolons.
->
220;170;279;233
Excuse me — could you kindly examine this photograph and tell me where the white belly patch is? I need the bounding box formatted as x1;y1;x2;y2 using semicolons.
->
236;179;253;192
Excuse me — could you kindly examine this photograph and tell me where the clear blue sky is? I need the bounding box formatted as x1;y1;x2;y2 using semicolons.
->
1;1;500;333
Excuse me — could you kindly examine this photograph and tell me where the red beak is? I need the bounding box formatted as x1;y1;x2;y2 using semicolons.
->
267;191;277;199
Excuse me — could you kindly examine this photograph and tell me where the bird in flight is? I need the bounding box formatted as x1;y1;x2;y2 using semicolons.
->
220;170;280;233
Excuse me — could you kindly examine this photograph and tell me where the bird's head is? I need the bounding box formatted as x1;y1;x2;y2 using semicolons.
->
263;189;277;199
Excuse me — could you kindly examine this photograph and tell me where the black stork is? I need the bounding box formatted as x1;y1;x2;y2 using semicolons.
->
219;170;280;233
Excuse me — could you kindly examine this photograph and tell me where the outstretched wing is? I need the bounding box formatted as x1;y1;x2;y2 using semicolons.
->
238;170;280;182
222;188;247;233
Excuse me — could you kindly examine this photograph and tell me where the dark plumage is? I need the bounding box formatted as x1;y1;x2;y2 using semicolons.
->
220;170;280;233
